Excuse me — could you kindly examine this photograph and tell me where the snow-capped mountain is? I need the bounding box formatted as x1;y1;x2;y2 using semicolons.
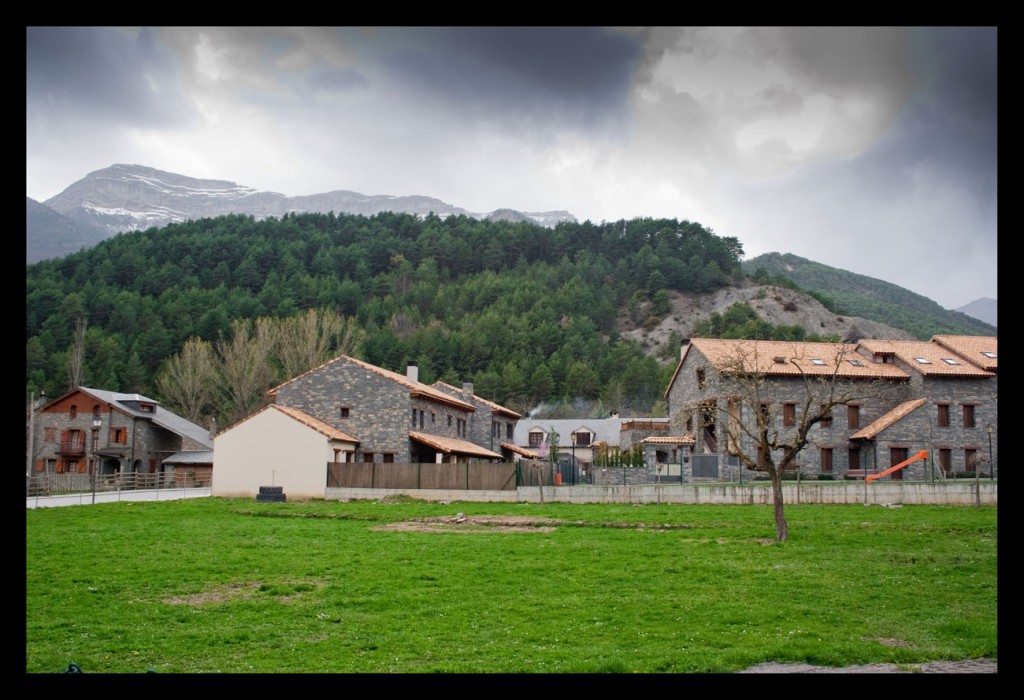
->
28;164;577;263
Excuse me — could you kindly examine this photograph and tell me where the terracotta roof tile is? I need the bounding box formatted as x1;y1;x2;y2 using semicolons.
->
687;338;909;379
501;441;541;459
409;431;504;459
640;435;695;445
850;398;928;439
271;405;360;442
433;381;521;418
931;335;998;372
859;339;994;377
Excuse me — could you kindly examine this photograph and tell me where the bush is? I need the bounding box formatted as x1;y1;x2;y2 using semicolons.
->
817;473;836;480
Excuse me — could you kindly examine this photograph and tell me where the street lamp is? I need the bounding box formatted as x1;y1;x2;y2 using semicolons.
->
91;415;102;505
570;432;577;487
986;424;994;479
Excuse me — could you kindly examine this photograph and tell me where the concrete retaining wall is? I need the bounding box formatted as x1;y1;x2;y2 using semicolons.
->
326;481;996;506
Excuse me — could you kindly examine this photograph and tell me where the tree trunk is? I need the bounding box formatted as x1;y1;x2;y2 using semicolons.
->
771;470;789;541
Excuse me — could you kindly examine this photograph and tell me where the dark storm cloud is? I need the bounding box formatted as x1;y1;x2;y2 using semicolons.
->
26;26;191;126
375;27;641;133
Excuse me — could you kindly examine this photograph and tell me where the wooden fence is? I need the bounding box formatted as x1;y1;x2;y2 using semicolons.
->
327;461;522;490
26;471;210;498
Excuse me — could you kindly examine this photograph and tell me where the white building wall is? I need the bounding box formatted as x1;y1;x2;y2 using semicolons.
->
213;408;346;499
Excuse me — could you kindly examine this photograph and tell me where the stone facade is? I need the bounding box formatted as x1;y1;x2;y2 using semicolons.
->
268;356;511;463
665;337;998;482
28;387;212;477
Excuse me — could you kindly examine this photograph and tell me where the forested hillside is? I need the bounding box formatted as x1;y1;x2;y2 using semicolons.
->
742;253;996;339
27;213;749;424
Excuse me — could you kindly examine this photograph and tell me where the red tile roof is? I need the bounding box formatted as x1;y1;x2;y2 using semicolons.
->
433;381;521;418
685;338;909;378
930;335;998;372
859;339;995;377
850;398;928;440
409;431;504;459
271;405;360;442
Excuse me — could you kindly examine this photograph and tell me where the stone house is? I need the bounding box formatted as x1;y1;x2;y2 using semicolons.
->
431;380;523;459
213;355;514;497
28;386;213;483
663;336;997;481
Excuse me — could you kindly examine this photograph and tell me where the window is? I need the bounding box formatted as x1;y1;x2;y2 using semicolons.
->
529;432;544;448
847;404;860;429
937;403;950;428
756;445;766;469
492;421;500;438
575;431;592;446
382;453;394;463
431;412;436;423
848;445;861;470
110;427;127;444
447;415;452;427
963;404;975;429
938;448;952;473
819;404;832;428
139;403;154;412
941;358;961;365
965;448;978;472
363;453;374;463
506;423;513;440
811;358;826;366
70;404;78;419
980;351;996;359
820;448;833;472
411;408;417;427
783;403;796;427
340;406;350;418
92;405;101;420
457;419;466;437
696;368;706;390
847;359;865;367
419;410;425;429
914;357;931;364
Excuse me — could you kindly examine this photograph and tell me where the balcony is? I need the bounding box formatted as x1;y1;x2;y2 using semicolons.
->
57;441;87;456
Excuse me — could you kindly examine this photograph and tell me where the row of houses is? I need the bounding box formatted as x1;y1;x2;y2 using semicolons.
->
26;334;997;498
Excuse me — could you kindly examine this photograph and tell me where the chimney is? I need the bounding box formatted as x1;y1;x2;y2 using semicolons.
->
209;416;218;440
463;381;474;399
406;362;418;383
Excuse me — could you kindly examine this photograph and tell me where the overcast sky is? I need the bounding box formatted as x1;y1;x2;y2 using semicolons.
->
26;27;997;309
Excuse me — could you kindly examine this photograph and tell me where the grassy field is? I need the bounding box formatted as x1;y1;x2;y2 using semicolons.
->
25;496;997;674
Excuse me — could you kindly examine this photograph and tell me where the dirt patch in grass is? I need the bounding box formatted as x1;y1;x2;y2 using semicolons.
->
373;513;563;533
161;580;320;605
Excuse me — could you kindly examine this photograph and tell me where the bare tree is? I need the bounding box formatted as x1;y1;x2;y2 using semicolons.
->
66;316;86;390
275;308;337;379
688;342;906;541
217;318;277;425
154;337;218;424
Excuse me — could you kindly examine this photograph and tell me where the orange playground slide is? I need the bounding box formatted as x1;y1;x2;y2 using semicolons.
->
866;450;928;483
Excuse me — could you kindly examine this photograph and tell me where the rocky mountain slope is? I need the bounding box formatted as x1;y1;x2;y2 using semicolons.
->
619;280;913;358
30;164;576;263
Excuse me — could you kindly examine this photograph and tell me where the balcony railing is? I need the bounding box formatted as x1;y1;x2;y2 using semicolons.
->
57;441;87;456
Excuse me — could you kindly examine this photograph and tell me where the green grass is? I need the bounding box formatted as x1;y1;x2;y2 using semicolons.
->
26;497;997;674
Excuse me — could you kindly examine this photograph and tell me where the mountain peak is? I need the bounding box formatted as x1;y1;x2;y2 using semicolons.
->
30;165;578;263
